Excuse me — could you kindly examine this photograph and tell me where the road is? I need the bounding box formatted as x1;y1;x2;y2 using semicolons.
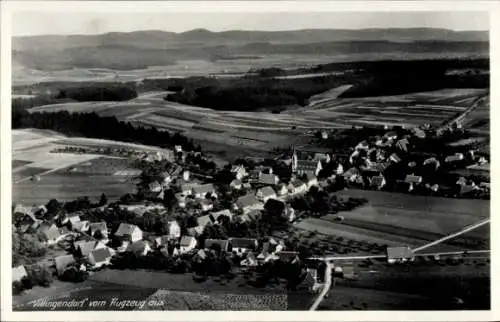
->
412;217;490;253
309;262;333;311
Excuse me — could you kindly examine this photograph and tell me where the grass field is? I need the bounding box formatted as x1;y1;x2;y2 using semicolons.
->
26;87;488;161
11;129;157;205
293;189;489;253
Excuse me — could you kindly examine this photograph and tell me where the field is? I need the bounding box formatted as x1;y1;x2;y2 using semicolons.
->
25;87;487;160
294;189;489;253
12;129;159;205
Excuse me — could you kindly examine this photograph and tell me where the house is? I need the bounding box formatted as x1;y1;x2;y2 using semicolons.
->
40;224;62;245
88;247;113;269
128;240;152;257
182;170;190;182
179;182;197;196
412;127;426;139
154;235;171;248
288;179;308;195
389;153;401;163
200;199;214;212
12;265;28;283
304;172;318;187
174;145;183;153
276;183;288;196
321;130;329;139
235;194;263;214
277;251;300;264
386;246;414;264
456;177;467;186
211;209;233;223
284;205;296;222
205;239;229;252
72;220;90;233
294;160;322;176
256;186;277;202
334;163;344;175
255;165;274;175
231;165;247;180
259;173;279;185
479;182;490;191
115;223;143;243
230;179;243;190
423;157;440;170
355;141;370;151
192;249;207;262
167;221;181;239
425;183;440;192
383;131;397;140
313;153;331;164
74;240;105;257
55;255;76;275
161;172;173;186
149;181;162;193
369;175;386;190
89;222;108;240
445;153;464;163
343;168;360;182
396;138;409;152
404;175;423;192
299;269;322;293
230;238;258;255
179;236;197;253
460;182;480;195
192;184;216;199
188;225;205;236
240;252;259;267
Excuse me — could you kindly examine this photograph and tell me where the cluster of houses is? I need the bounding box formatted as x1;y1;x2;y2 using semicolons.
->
341;128;490;195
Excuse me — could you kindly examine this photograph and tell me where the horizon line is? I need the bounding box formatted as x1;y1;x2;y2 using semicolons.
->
13;26;490;38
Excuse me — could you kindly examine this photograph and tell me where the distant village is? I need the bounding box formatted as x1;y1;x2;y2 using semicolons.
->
12;121;490;296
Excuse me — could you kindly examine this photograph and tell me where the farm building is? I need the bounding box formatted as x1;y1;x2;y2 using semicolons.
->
369;175;386;190
55;255;76;275
230;179;243;190
445;153;464;163
12;265;28;283
74;240;106;257
89;222;108;239
396;138;409;152
179;236;197;253
276;183;288;196
303;172;318;187
230;238;258;255
256;186;277;202
72;220;90;233
88;247;114;269
288;179;308;195
259;173;279;185
277;251;300;264
389;153;402;163
199;199;214;212
193;184;216;199
205;239;229;252
40;224;62;245
235;194;263;214
386;246;414;264
211;209;233;223
241;252;259;267
115;223;143;243
231;165;247;180
128;240;152;257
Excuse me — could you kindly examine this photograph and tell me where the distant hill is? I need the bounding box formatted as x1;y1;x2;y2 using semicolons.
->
12;28;489;71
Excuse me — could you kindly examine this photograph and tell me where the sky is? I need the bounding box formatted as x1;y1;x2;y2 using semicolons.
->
12;11;489;37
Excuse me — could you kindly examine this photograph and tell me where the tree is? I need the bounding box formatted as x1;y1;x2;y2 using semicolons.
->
45;199;62;215
99;193;108;206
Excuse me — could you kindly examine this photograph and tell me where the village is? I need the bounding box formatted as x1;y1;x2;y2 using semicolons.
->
12;118;490;303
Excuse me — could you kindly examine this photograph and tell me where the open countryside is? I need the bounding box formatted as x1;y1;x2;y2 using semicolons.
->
11;21;490;313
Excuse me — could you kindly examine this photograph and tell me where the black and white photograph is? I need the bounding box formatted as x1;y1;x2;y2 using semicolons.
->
1;0;497;318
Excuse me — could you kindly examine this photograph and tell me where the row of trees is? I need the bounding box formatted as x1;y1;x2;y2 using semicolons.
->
12;109;197;151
